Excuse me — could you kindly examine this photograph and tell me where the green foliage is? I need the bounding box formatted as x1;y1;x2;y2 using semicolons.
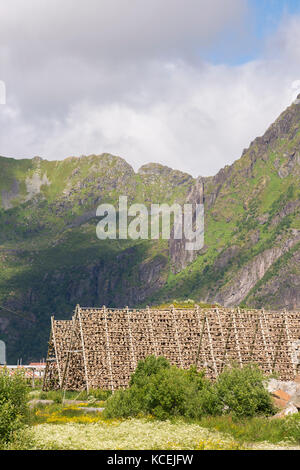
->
0;428;35;450
104;357;275;421
129;355;170;387
104;356;211;420
282;413;300;443
215;363;275;418
0;368;28;443
196;414;300;445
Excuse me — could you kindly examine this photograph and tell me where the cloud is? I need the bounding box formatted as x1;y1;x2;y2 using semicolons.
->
0;1;300;176
0;0;246;60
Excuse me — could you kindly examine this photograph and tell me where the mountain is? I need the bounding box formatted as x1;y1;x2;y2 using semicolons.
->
0;97;300;362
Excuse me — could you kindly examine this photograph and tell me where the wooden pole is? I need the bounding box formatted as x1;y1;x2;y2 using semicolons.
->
147;306;158;356
126;306;137;370
51;316;62;388
220;311;233;373
233;309;242;368
195;312;206;369
171;305;183;368
259;309;272;374
104;306;114;393
206;316;218;378
61;307;79;391
78;307;89;393
283;309;297;377
249;313;260;360
272;315;285;373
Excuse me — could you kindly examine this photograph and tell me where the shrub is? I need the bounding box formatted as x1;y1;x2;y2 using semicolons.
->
185;383;222;419
142;366;194;420
104;356;214;420
104;356;172;419
215;363;275;418
0;368;28;443
130;355;170;387
102;387;144;419
104;357;275;421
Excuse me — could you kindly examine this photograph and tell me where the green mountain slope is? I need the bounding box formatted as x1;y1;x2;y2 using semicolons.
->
0;97;299;362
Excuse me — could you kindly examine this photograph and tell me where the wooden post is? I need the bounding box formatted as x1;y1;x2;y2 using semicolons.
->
283;309;297;377
233;309;242;368
147;306;158;356
220;311;233;373
78;307;89;393
259;309;272;373
249;313;260;360
104;306;114;393
171;305;183;368
216;307;225;349
206;316;218;378
126;307;137;370
51;316;62;388
61;306;80;391
272;315;285;373
195;312;206;369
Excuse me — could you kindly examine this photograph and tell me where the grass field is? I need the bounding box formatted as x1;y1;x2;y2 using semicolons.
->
30;418;246;450
22;415;300;450
14;401;298;451
3;369;300;451
20;374;300;451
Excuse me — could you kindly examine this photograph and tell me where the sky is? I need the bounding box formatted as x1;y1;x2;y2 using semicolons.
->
1;0;300;177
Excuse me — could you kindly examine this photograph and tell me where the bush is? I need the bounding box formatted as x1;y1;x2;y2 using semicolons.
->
185;382;222;419
104;357;276;421
104;356;216;420
0;368;28;443
130;355;170;387
104;356;172;419
215;363;275;418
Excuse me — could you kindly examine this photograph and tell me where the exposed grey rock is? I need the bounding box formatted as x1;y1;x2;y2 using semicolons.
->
273;403;298;418
25;172;50;200
266;378;299;396
289;392;300;409
169;177;204;273
215;231;300;307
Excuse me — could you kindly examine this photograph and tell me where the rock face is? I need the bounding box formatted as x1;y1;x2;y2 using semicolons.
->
0;97;300;362
25;172;50;201
215;231;300;307
267;377;300;417
169;177;204;273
